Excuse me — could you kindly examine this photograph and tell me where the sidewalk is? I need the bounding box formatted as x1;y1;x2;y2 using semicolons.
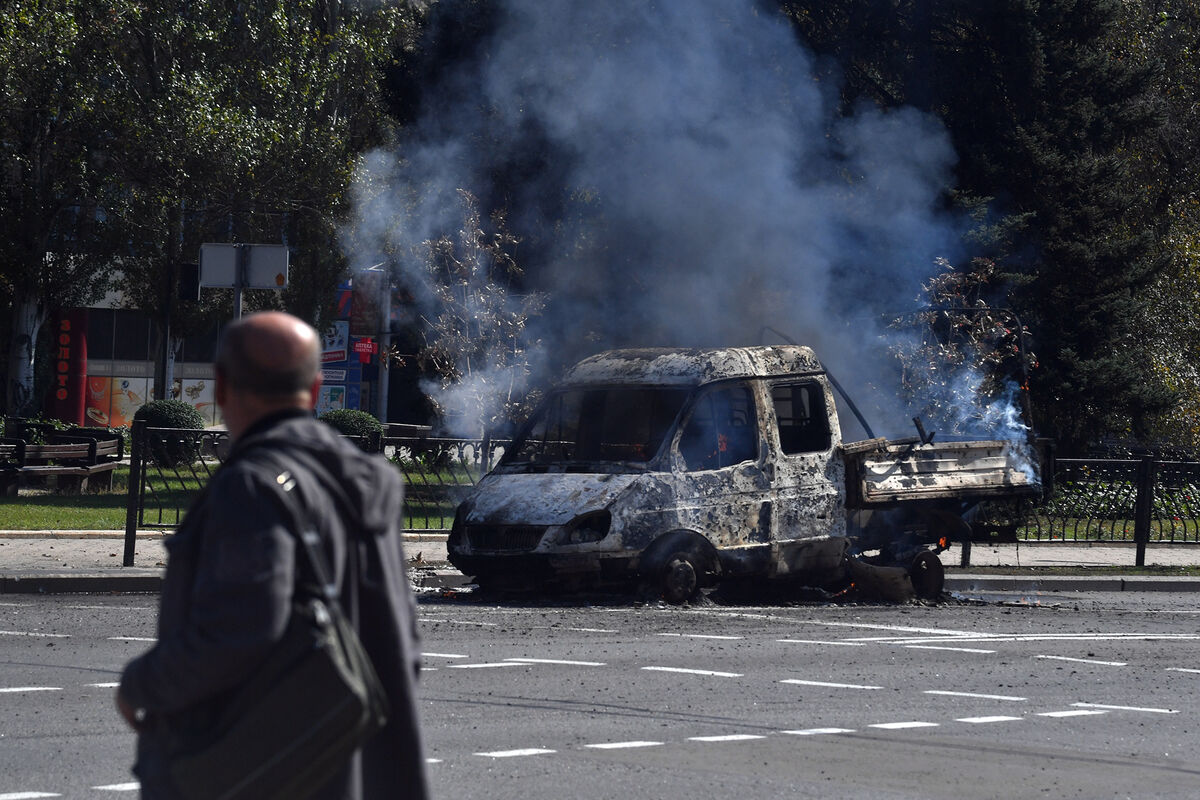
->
0;531;1197;594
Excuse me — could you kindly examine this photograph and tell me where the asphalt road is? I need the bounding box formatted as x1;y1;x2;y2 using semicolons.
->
2;588;1200;798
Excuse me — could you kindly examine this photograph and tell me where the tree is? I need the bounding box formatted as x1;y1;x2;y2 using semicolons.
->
779;0;1177;454
1122;0;1200;450
103;0;421;396
0;1;122;414
889;256;1037;437
415;190;545;436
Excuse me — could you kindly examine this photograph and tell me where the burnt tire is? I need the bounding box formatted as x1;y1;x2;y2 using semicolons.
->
660;550;703;605
909;551;945;600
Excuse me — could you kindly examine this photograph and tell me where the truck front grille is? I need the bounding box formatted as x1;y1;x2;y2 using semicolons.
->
466;525;547;552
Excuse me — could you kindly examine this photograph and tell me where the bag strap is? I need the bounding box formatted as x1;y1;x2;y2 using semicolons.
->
262;467;343;609
253;448;369;628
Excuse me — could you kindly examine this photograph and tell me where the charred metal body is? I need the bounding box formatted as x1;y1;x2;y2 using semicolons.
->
448;346;1042;602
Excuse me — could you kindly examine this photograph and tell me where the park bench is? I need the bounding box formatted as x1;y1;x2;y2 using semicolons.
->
0;430;124;496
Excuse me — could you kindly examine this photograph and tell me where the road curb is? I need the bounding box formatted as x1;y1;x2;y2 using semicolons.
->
946;574;1200;593
0;570;165;594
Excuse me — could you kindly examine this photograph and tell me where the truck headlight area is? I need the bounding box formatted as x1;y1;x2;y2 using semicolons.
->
564;510;612;544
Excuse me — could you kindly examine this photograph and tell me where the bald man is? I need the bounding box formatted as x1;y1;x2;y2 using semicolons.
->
118;312;430;799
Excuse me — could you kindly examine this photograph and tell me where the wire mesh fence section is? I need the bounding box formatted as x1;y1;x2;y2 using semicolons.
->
124;423;508;547
1151;461;1200;543
384;435;507;531
1032;459;1142;541
133;428;230;528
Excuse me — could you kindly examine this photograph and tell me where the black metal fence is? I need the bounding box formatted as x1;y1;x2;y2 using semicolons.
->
971;456;1200;566
122;420;506;566
122;420;1200;569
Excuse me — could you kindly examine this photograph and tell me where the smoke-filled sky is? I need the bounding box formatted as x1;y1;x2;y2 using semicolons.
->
348;0;973;438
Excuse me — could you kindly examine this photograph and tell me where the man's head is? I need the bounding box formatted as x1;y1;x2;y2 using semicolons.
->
215;311;322;440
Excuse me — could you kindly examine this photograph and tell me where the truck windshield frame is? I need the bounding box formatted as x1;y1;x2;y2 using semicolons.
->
500;385;692;470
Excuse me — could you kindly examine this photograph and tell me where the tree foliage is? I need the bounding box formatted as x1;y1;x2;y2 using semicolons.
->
780;0;1182;454
416;190;545;436
0;1;122;412
0;0;425;412
890;257;1038;436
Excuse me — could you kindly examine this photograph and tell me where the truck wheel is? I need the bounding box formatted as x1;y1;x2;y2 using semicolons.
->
909;551;945;600
660;550;703;605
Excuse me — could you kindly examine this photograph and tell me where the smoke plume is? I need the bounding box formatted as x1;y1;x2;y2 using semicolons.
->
347;0;980;438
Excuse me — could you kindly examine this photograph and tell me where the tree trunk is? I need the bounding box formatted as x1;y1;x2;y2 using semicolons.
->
6;293;47;416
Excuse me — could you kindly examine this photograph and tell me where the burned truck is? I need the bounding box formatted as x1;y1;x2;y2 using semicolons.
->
448;346;1043;602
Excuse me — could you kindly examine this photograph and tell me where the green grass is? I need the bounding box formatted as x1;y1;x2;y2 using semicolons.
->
1;462;459;531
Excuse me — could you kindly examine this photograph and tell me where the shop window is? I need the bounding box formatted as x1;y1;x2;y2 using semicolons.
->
112;310;152;361
87;309;116;360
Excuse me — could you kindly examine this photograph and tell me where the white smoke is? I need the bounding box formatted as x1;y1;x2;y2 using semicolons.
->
346;0;978;436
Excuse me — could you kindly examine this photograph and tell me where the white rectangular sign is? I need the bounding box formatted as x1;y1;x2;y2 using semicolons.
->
199;243;289;289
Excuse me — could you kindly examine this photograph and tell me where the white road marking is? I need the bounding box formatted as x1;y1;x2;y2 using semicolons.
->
641;666;743;678
0;631;69;639
780;679;882;690
1036;655;1126;667
1037;710;1108;718
657;633;743;640
421;653;469;659
503;658;606;667
92;783;139;791
0;793;61;799
67;605;151;612
687;734;766;742
0;687;61;694
1072;702;1178;714
886;633;1200;645
107;637;155;643
568;627;618;634
475;748;556;758
448;662;524;669
956;716;1023;724
925;690;1026;702
426;759;443;764
904;645;996;654
777;639;866;646
419;618;497;627
869;721;939;730
805;621;992;637
1165;667;1200;674
781;728;856;736
87;683;120;688
585;741;664;750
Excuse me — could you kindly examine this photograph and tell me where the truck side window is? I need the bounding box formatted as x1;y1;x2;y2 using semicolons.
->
679;385;757;471
772;382;831;453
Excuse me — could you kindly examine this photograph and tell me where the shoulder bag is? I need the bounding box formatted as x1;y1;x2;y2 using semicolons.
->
167;462;390;800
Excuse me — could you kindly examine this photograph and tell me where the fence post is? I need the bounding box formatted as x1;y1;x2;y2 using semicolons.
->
122;419;146;567
1134;455;1156;567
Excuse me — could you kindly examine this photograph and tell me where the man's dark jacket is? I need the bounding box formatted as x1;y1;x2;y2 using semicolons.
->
120;411;430;799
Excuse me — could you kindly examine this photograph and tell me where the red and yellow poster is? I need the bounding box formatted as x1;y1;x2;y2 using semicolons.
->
84;376;112;427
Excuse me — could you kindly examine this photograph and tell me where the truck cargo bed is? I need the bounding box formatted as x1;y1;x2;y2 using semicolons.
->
842;437;1041;507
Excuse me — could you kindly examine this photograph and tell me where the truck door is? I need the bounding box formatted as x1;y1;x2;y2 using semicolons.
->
767;381;844;546
672;382;772;552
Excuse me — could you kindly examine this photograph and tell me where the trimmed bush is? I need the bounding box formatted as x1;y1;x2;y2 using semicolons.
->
320;408;383;441
135;400;205;466
135;399;206;430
